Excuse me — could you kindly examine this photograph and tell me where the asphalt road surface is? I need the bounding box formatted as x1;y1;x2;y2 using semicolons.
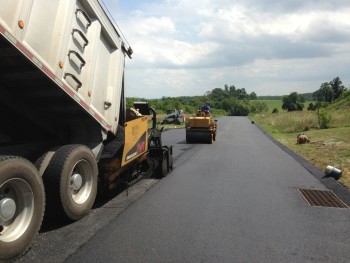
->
20;117;350;263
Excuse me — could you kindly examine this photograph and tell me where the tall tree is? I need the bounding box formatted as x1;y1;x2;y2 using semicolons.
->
282;92;305;111
330;76;345;100
235;88;248;99
313;82;333;103
249;92;257;100
229;85;236;96
208;88;227;101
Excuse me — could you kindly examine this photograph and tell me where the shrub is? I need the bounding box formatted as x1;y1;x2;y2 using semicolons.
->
307;103;317;111
319;109;331;129
211;108;228;117
231;102;250;116
250;101;268;113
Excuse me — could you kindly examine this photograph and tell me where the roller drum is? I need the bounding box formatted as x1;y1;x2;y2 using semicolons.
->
186;130;212;144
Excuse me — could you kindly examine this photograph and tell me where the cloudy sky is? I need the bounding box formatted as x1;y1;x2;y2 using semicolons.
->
101;0;350;98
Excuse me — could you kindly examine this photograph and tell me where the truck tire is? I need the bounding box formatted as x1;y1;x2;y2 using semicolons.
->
43;145;98;221
0;156;45;261
35;150;56;176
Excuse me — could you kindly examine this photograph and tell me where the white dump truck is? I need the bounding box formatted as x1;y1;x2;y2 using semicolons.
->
0;0;172;260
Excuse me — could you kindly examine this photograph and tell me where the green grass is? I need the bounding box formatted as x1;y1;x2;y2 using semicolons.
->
273;127;350;189
250;109;350;189
258;100;283;112
258;100;314;113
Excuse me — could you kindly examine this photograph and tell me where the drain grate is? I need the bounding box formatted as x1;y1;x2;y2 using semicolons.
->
298;188;349;208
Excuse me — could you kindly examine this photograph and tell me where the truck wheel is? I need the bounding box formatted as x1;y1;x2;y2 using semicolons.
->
0;156;45;261
43;145;98;221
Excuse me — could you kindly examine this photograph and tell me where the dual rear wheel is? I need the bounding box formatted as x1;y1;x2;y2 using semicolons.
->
0;144;98;261
42;144;98;220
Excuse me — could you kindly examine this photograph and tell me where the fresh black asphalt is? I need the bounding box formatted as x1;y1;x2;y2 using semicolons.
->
62;117;350;262
19;116;350;263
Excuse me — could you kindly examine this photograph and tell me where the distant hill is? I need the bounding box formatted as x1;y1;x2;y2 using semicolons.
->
301;93;314;101
329;92;350;110
257;96;283;100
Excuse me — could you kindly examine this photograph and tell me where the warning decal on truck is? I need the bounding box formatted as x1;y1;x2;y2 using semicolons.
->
125;132;147;161
122;117;148;166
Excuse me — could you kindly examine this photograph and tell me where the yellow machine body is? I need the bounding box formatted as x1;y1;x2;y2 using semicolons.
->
186;111;217;144
189;117;212;127
122;116;149;166
98;103;173;193
98;115;149;191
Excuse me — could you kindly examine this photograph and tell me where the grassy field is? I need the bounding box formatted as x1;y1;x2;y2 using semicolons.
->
250;109;350;189
258;99;314;112
258;100;283;112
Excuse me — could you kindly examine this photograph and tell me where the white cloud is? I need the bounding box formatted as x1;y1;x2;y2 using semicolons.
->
106;0;350;98
137;16;176;35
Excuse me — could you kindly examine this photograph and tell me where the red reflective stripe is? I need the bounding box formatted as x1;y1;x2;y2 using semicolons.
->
81;101;89;110
0;25;5;33
62;85;74;96
15;41;32;58
42;65;56;80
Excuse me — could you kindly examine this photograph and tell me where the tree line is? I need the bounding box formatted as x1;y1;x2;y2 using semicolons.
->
127;84;268;116
127;76;348;116
282;76;348;112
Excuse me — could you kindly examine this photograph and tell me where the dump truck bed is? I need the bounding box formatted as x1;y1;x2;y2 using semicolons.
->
0;0;131;159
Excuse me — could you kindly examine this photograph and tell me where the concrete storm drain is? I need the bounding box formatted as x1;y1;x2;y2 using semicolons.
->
298;188;349;208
